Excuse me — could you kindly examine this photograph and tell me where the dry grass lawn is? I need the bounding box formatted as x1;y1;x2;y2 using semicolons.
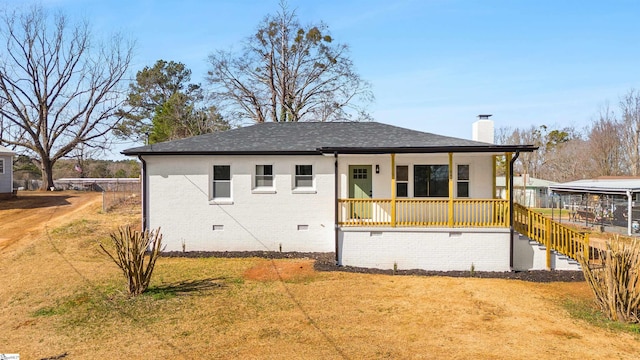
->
1;191;639;359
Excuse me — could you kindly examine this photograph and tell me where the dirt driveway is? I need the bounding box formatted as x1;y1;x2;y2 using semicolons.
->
0;191;102;252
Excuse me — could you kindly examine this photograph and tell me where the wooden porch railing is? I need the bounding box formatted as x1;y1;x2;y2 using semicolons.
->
395;199;448;226
338;198;509;228
513;203;590;265
339;199;392;226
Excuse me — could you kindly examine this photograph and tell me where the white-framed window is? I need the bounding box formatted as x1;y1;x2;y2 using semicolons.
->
396;165;408;197
294;165;313;188
457;164;469;198
0;158;4;174
255;164;274;188
212;165;231;200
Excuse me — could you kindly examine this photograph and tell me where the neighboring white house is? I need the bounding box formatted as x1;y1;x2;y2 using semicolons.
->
0;145;15;199
122;121;584;272
496;175;556;208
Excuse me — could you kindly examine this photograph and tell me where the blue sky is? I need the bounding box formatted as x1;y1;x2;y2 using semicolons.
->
11;0;640;158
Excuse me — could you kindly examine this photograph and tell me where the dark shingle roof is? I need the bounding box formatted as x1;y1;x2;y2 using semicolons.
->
122;122;536;155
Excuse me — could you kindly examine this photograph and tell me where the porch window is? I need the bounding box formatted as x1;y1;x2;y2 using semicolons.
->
396;165;408;197
255;165;274;188
212;165;231;199
414;165;448;197
295;165;313;188
457;164;469;197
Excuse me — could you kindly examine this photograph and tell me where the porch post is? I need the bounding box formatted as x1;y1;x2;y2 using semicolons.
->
505;152;512;204
509;151;520;269
391;153;396;227
545;218;552;270
448;152;454;227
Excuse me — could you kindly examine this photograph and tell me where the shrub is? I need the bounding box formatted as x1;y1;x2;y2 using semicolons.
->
100;226;163;296
578;237;640;323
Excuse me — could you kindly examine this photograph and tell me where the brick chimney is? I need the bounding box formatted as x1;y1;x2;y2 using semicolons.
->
472;114;494;144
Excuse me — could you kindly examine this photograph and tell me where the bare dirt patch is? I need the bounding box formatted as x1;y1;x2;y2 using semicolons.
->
0;191;102;252
243;259;316;282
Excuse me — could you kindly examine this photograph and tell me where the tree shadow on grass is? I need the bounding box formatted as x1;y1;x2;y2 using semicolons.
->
0;194;73;210
146;278;226;297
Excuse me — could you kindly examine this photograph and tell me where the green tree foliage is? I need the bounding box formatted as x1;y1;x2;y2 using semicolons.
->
114;169;127;178
13;155;41;176
207;2;373;123
116;60;229;144
0;6;133;190
52;159;140;179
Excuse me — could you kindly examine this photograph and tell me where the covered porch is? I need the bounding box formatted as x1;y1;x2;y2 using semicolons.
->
336;152;518;229
322;141;540;272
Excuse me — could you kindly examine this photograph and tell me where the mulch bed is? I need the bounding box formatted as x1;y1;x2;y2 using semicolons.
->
161;251;585;283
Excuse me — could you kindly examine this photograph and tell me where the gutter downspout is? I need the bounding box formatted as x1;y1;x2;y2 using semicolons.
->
509;151;520;269
334;152;339;265
138;155;148;232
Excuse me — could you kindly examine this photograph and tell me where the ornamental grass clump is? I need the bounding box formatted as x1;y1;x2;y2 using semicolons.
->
100;226;164;296
578;237;640;323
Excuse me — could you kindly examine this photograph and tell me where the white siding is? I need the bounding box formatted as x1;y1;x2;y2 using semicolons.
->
0;155;12;194
145;155;335;252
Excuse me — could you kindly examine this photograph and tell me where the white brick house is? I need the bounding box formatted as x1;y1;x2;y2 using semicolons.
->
123;122;545;271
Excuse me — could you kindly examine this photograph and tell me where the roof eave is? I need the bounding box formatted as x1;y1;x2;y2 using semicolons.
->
318;145;538;154
121;150;322;156
122;145;537;156
549;186;640;195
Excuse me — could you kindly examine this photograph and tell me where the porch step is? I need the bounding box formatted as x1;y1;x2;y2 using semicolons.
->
557;253;580;264
517;231;580;263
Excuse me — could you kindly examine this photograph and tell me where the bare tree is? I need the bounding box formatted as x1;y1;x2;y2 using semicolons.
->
207;1;373;123
497;125;543;178
619;89;640;176
587;104;626;177
552;137;591;182
0;6;133;190
497;124;578;181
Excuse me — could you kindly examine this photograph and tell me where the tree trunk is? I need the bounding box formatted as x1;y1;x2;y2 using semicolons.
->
40;157;55;191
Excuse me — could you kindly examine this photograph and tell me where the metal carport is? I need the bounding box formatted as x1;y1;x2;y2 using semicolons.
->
549;178;640;236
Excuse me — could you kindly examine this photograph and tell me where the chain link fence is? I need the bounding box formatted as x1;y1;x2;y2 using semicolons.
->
52;178;141;212
100;179;141;212
13;179;43;190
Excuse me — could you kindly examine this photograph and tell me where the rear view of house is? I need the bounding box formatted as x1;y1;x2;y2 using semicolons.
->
124;121;585;272
0;145;15;199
